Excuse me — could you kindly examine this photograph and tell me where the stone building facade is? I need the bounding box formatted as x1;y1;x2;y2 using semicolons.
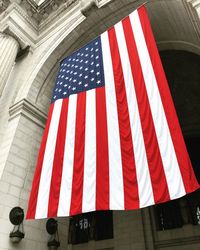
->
0;0;200;249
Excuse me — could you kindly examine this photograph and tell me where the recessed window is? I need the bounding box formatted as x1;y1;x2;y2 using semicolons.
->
155;200;183;230
68;211;113;244
154;137;200;230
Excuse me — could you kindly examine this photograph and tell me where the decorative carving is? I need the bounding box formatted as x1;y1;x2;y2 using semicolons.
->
81;0;98;17
0;0;79;23
80;0;113;16
23;0;79;22
0;0;10;13
0;0;111;18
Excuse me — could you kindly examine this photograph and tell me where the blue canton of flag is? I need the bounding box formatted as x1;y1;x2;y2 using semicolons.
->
52;37;105;102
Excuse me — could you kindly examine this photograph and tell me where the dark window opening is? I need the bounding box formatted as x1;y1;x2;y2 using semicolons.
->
154;137;200;230
186;190;200;225
155;200;183;230
185;137;200;183
68;211;113;244
94;210;113;241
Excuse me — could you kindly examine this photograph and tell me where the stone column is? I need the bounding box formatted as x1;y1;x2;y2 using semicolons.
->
0;32;19;96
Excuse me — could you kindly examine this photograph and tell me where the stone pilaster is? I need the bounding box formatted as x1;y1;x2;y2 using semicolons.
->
0;32;19;96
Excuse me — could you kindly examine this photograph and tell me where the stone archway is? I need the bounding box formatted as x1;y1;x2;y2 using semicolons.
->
25;0;200;118
0;0;200;249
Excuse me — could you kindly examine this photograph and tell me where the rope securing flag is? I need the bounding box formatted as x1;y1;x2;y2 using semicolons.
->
27;6;199;219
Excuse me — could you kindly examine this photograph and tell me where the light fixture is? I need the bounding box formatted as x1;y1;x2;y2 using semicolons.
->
46;218;60;250
9;207;25;243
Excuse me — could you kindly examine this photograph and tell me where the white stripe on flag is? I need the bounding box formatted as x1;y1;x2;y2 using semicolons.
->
57;94;77;216
115;21;155;207
130;11;186;199
35;99;63;219
82;89;96;212
101;31;124;210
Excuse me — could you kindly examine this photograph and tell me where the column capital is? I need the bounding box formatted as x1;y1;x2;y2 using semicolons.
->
0;31;20;96
0;2;38;49
0;30;20;49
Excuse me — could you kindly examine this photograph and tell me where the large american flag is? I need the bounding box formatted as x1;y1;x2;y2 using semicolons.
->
27;6;199;219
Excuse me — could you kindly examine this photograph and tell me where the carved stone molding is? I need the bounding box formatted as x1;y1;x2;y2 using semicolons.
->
0;0;79;25
0;0;114;41
23;0;79;23
80;0;113;16
0;0;10;14
187;0;200;8
9;98;47;128
97;0;113;8
186;0;200;19
38;0;79;31
0;2;38;49
0;0;114;24
80;0;98;16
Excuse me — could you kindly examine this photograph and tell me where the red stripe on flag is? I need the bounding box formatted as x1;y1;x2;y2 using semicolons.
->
108;27;140;209
26;104;54;219
96;87;109;210
138;6;200;191
122;17;171;204
47;98;69;217
70;92;86;215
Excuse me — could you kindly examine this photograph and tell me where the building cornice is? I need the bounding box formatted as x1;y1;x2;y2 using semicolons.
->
0;0;114;49
9;99;47;128
38;0;79;32
0;2;38;49
24;0;79;24
0;0;114;25
37;0;113;33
